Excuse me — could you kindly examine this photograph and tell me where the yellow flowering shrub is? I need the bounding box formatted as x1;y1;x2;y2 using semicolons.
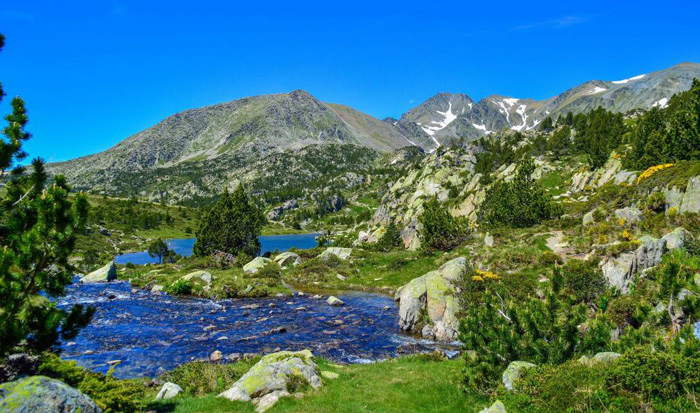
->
471;275;484;282
618;218;626;226
667;206;678;217
475;269;499;280
636;163;674;184
622;230;632;241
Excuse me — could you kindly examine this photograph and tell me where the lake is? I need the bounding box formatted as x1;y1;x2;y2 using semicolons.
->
114;233;319;265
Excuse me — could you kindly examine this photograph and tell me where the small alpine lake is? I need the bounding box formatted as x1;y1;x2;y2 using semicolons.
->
114;233;319;265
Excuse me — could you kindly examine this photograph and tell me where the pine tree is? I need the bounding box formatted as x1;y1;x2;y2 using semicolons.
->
193;185;266;257
419;198;468;251
147;238;170;264
0;34;93;356
375;219;402;251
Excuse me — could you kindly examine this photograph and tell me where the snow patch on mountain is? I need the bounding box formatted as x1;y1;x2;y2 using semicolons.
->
612;74;646;85
652;97;669;108
510;104;529;132
588;87;607;95
418;102;459;147
472;123;492;135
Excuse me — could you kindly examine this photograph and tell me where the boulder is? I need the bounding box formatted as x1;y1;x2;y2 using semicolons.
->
326;296;344;306
181;270;212;284
614;207;642;225
396;257;465;342
274;252;300;267
579;352;622;366
582;210;595;226
0;354;39;383
479;400;507;413
80;261;117;283
600;229;687;294
243;257;272;274
666;175;700;214
151;285;164;293
319;247;352;261
0;375;101;412
155;382;182;400
661;227;690;251
484;233;494;248
502;361;535;391
218;350;322;412
210;350;223;362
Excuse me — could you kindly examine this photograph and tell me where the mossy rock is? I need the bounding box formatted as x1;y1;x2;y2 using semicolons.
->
0;375;102;413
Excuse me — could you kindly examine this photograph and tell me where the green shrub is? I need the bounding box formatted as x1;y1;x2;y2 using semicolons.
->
160;361;252;396
252;261;282;279
606;347;700;403
374;220;403;252
561;259;607;303
477;158;562;229
168;279;193;295
419;198;469;251
38;353;145;412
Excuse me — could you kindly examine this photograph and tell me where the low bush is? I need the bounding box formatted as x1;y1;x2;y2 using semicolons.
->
38;353;145;413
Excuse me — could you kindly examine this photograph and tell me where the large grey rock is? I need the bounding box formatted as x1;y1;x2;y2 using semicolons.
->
666;176;700;213
218;350;321;412
396;257;465;342
582;210;596;226
155;382;182;400
661;227;690;251
0;376;101;412
243;257;272;274
319;247;352;261
80;261;117;283
614;207;642;225
273;252;300;267
479;400;507;413
181;270;212;284
600;228;687;294
502;361;535;391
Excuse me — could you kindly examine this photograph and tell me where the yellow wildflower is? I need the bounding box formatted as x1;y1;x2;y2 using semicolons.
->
471;275;484;282
636;164;674;184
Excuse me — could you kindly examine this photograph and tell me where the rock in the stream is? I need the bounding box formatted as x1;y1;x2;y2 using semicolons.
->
210;350;223;362
155;382;182;400
326;296;344;306
218;350;322;412
274;252;300;267
319;247;353;261
243;257;272;274
395;257;464;342
479;400;507;413
502;361;536;391
0;376;102;413
80;261;117;284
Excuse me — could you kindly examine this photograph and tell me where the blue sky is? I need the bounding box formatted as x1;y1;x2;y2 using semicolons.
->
1;1;699;163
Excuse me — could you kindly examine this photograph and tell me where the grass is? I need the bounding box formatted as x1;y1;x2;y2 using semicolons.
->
146;356;488;413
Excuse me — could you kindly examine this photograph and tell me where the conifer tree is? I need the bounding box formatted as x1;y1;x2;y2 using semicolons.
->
0;34;93;356
193;185;266;257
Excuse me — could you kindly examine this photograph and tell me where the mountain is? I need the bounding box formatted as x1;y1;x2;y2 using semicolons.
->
47;63;700;203
396;62;700;149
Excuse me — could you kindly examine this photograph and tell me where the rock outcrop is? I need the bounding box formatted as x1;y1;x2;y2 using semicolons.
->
600;228;689;294
665;175;700;214
395;257;466;342
181;270;212;284
578;352;622;366
0;376;101;412
80;261;117;283
570;154;637;193
319;247;352;261
274;252;300;267
218;350;322;412
243;257;272;274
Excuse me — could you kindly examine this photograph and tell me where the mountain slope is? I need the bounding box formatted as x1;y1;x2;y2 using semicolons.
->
397;62;700;149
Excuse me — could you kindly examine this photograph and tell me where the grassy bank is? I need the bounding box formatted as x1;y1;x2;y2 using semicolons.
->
147;356;487;412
